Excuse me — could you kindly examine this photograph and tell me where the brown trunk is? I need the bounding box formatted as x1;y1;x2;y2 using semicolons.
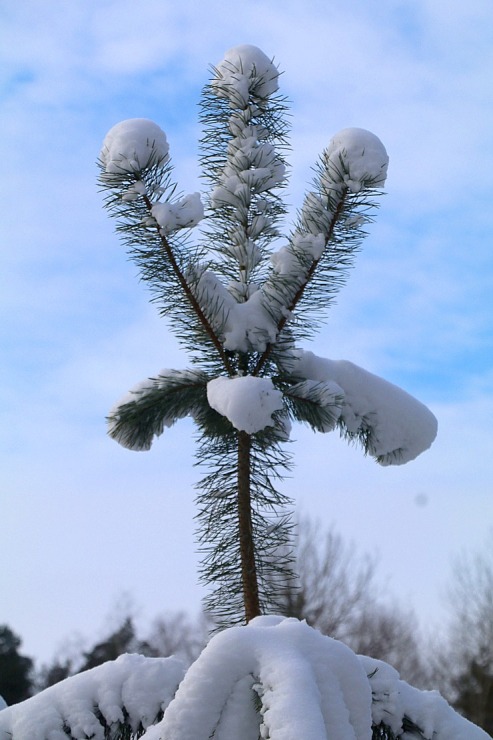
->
237;430;261;622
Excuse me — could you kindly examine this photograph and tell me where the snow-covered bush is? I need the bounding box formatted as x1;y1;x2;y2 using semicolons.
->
0;618;489;739
0;652;186;739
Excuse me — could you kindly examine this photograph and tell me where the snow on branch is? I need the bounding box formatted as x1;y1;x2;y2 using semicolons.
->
99;120;203;241
324;128;389;194
290;350;437;465
259;128;388;349
0;653;185;740
142;616;372;740
151;193;204;235
100;119;170;175
1;619;489;740
108;369;209;451
211;44;280;108
1;621;487;740
362;655;490;740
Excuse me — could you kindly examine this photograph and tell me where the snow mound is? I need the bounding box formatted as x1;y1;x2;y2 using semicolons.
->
143;616;372;740
100;118;169;174
325;128;389;191
207;375;284;434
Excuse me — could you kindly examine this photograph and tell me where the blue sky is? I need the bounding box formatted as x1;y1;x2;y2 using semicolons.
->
1;0;492;666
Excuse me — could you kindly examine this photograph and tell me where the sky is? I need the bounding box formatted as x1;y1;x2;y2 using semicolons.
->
1;0;492;668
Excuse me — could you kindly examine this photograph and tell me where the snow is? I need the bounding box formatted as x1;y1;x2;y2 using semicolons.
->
324;128;389;192
100;119;169;174
270;233;326;277
208;113;286;244
0;653;185;740
142;616;372;740
192;270;278;353
151;193;204;234
360;655;491;739
223;291;279;352
207;375;284;434
291;350;437;465
1;619;487;740
212;44;279;107
121;180;147;201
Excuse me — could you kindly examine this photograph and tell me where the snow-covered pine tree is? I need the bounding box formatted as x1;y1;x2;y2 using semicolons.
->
98;44;437;627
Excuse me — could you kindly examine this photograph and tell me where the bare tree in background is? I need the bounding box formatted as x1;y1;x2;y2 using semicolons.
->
279;519;378;635
278;518;430;686
143;611;212;665
432;533;493;733
37;520;432;693
349;603;429;688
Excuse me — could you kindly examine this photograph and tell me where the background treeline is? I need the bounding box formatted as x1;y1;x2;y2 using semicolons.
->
2;520;491;735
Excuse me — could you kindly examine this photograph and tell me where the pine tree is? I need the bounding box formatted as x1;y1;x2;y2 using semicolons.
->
98;44;437;627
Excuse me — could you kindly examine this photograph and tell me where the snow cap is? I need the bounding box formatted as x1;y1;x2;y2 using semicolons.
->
212;44;279;106
326;128;389;191
207;375;284;434
100;118;169;174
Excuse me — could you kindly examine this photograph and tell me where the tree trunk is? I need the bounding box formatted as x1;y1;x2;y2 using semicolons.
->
237;430;261;621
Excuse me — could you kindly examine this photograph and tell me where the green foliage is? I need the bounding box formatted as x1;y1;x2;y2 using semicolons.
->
370;717;428;739
195;425;294;626
107;370;210;450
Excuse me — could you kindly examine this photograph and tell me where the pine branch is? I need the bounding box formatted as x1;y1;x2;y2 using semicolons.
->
108;370;210;451
283;379;344;433
253;189;349;375
98;133;236;376
198;68;290;287
141;192;234;375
